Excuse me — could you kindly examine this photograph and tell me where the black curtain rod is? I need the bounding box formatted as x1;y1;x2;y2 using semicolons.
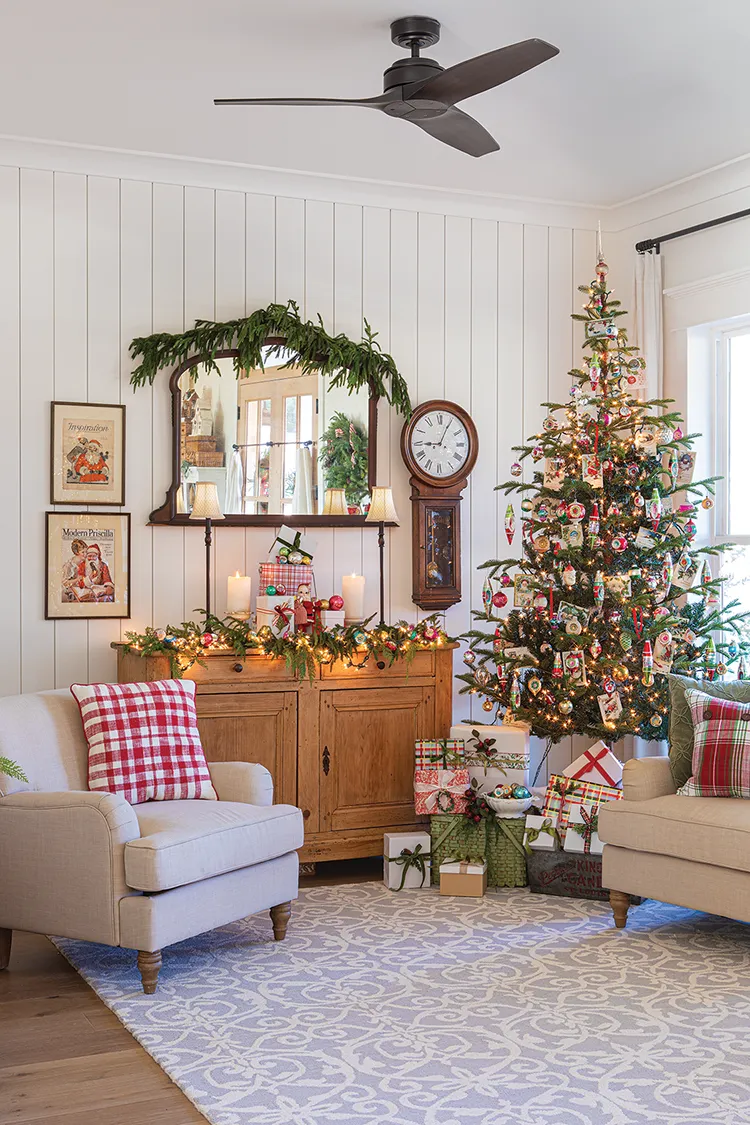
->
636;206;750;254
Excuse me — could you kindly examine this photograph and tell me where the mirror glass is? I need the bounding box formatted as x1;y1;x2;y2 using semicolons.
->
177;355;370;517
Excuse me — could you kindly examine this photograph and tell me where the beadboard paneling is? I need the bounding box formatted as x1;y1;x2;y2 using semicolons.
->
0;159;595;761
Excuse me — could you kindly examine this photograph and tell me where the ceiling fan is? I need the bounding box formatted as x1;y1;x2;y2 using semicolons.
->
215;16;559;158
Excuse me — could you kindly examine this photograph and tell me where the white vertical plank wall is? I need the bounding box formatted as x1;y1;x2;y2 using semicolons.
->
0;156;599;766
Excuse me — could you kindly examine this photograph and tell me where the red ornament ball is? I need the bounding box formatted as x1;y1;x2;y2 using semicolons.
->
500;575;512;587
329;594;344;610
275;583;287;596
492;591;508;609
200;632;213;647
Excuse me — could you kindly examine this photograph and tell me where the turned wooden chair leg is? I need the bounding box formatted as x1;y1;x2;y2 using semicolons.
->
0;928;11;971
137;949;162;994
270;901;292;941
610;889;631;929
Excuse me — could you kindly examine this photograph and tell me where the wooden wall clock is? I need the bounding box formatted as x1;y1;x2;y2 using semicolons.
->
400;399;478;610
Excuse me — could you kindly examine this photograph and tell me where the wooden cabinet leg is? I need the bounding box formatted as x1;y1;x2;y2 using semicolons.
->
270;901;292;941
137;949;162;994
610;890;631;929
0;928;11;971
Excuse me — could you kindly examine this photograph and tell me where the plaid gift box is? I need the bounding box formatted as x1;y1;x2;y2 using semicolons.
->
564;798;604;856
258;562;315;596
562;741;623;788
414;739;465;770
542;773;622;841
414;768;470;816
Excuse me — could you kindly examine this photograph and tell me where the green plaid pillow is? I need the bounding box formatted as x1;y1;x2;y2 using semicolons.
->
683;687;750;798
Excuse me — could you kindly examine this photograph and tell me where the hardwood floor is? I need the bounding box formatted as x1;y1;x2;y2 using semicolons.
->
0;859;381;1124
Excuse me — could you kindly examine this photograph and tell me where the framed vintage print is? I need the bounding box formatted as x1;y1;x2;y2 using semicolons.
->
45;512;130;620
50;401;126;505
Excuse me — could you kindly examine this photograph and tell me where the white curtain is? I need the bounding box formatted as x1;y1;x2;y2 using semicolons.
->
293;445;314;515
633;250;664;401
224;448;244;514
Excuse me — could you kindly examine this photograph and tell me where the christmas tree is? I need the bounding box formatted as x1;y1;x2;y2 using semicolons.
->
459;245;750;747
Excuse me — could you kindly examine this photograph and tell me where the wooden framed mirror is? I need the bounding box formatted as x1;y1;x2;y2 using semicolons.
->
150;341;379;527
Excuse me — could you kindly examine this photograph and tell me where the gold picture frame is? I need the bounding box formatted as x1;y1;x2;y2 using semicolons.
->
45;512;130;620
50;401;125;506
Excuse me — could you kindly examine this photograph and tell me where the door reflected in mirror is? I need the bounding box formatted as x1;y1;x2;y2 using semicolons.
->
178;355;370;517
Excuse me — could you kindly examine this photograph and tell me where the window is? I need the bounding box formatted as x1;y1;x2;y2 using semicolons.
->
238;366;318;515
714;322;750;635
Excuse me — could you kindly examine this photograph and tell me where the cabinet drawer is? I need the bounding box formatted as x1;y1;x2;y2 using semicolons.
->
186;654;296;686
322;649;435;682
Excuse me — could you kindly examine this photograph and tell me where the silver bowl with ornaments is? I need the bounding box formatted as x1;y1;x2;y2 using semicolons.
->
484;794;534;819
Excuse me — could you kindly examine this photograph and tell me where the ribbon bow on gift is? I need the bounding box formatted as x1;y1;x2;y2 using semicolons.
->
276;529;314;561
423;739;464;769
569;746;619;787
442;854;484;874
273;604;292;630
568;804;600;854
388;844;431;891
414;772;467;814
524;817;558;854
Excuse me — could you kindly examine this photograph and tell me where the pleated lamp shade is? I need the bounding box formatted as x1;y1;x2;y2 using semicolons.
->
322;488;348;516
188;481;225;520
365;486;399;524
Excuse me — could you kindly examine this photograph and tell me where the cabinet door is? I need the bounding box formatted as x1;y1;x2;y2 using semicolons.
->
320;686;433;832
196;691;297;805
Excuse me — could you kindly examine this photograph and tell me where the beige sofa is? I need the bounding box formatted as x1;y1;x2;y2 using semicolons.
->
600;756;750;927
0;689;304;993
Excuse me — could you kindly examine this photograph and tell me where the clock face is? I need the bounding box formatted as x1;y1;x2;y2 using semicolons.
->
409;408;471;480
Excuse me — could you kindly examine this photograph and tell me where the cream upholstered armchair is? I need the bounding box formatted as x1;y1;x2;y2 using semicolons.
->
599;755;750;928
0;689;303;993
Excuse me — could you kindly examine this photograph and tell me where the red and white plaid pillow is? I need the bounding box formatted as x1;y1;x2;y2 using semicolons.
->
684;687;750;798
70;680;217;804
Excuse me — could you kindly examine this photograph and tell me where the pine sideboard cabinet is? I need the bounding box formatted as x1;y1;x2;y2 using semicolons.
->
116;645;454;862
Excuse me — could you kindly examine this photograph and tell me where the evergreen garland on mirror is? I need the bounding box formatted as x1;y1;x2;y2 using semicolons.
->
458;248;750;744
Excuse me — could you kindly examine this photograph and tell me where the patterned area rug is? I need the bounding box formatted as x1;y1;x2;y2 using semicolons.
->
56;883;750;1125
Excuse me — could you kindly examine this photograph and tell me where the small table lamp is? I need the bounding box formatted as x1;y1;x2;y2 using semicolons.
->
189;481;224;620
365;486;399;627
322;488;348;516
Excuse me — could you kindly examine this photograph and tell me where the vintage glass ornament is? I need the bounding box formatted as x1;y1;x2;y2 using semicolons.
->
633;493;645;509
739;657;747;680
650;714;663;728
702;497;714;510
589;638;602;660
527;675;542;695
566;619;583;636
728;640;739;659
558;699;573;715
648;488;662;530
619;405;632;419
716;662;728;676
673;426;683;440
278;546;290;558
200;632;214;647
275;583;287;596
510;462;522;477
475;667;491;687
533;535;550;554
492;591;508;609
601;412;612;426
567;501;586;522
540;642;552;654
463;650;476;666
537;501;550;522
561;564;576;588
482;575;494;613
512;784;532;799
607;609;622;624
532;446;544;461
619;633;633;652
154;629;166;641
602;676;616;695
611;535;627;553
533;592;548;610
266;584;277;596
482;700;495;712
505;503;516;544
594;570;605;607
642;640;654;686
329;594;344;610
500;574;512;587
613;665;629;681
521;498;533;512
552;652;563;679
288;550;303;565
510;675;521;709
542;416;558;432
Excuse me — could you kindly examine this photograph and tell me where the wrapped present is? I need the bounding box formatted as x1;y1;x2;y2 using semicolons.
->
564;799;603;856
485;818;527;887
439;857;487;898
414;768;470;816
430;815;486;884
562;741;623;788
542;773;622;841
524;812;560;852
383;831;431;891
259;562;314;597
319;609;345;629
415;739;465;770
255;595;295;638
269;524;316;564
450;722;530;794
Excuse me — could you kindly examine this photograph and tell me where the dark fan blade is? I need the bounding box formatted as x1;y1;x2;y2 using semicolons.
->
214;94;389;108
413;39;559;106
411;107;498;157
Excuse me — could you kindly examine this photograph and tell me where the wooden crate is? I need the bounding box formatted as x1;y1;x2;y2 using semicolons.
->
526;850;608;901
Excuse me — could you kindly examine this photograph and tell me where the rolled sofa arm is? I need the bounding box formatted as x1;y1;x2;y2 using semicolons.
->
0;790;141;945
207;761;274;806
621;756;676;802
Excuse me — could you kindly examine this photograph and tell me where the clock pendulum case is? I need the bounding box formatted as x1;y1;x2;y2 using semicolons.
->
400;399;478;610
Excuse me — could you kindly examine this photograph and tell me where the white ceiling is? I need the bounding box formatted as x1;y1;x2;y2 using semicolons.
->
4;0;749;206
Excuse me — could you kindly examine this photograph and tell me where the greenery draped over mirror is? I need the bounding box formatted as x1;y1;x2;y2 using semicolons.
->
129;299;412;416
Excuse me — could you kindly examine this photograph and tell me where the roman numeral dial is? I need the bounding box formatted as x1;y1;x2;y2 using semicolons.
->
407;408;471;482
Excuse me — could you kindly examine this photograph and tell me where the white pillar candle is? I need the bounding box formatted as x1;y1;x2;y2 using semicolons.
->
227;572;252;617
342;573;366;623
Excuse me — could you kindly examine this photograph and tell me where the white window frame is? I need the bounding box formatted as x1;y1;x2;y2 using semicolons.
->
713;319;750;547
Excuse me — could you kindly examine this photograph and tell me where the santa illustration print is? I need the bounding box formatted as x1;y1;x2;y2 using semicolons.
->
70;437;110;485
62;541;115;603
